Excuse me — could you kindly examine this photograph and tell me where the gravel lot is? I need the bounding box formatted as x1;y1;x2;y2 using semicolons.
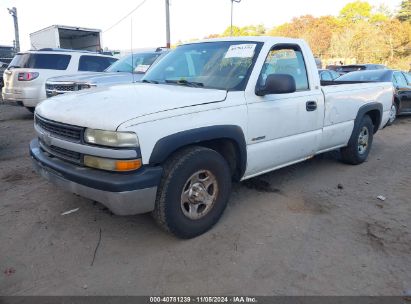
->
0;104;410;296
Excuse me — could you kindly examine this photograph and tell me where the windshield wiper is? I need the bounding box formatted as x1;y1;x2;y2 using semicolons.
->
142;79;159;84
165;79;204;88
7;65;20;69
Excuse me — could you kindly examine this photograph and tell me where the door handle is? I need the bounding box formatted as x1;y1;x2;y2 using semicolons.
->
306;101;317;111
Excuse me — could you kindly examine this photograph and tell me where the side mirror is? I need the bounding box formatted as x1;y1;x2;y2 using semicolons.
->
256;74;296;96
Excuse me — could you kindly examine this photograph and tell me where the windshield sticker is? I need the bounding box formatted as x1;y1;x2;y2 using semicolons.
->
135;64;150;73
224;44;256;59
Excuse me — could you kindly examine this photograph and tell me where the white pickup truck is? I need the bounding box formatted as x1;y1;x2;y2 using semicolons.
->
30;37;393;238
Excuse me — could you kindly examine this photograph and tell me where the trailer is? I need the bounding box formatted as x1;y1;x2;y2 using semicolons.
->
30;25;102;52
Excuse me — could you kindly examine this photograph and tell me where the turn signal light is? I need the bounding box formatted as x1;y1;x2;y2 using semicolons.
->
115;159;142;171
84;155;142;172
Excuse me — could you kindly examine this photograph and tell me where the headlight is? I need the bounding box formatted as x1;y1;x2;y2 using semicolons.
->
78;83;95;90
84;155;142;172
84;129;139;147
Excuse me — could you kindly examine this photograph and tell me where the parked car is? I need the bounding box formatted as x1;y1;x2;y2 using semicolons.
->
318;69;340;81
0;61;9;88
45;48;168;98
31;37;392;238
337;69;411;125
1;49;117;112
335;64;386;75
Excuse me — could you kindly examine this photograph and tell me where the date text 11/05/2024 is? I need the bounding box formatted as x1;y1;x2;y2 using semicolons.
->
149;296;258;303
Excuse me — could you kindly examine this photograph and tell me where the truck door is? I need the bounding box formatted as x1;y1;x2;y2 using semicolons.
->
244;44;324;177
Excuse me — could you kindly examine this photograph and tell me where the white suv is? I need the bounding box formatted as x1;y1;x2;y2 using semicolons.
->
2;49;117;112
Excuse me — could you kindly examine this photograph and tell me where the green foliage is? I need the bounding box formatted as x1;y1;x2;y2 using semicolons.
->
221;24;266;37
398;0;411;22
339;1;372;22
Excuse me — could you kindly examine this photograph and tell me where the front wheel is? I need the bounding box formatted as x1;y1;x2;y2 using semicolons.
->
340;115;374;165
152;146;232;239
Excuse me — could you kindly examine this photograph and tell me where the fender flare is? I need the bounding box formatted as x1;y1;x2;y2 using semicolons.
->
149;125;247;178
353;102;382;135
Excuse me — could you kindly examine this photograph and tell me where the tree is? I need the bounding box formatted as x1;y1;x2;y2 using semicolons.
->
339;1;372;23
203;0;411;70
398;0;411;22
269;15;340;57
221;24;266;37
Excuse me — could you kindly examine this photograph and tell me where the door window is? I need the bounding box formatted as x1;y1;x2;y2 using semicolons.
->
259;46;309;91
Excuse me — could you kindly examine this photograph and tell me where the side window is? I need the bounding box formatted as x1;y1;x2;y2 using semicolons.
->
320;71;332;81
78;56;118;72
26;54;71;70
259;46;309;91
393;72;407;87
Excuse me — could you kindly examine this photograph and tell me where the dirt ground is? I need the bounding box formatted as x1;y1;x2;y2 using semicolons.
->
0;103;410;296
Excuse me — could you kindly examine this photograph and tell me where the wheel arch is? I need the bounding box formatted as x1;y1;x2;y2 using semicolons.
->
149;125;247;181
355;102;383;134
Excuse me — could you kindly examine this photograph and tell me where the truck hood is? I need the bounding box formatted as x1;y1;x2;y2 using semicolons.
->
47;72;140;85
35;83;227;131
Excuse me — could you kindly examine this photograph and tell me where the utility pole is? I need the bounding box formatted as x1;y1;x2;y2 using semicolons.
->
165;0;170;48
7;7;20;52
230;0;241;36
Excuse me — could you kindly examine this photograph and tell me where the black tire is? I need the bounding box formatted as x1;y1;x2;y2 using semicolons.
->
152;146;232;239
386;103;398;126
340;115;374;165
26;107;35;114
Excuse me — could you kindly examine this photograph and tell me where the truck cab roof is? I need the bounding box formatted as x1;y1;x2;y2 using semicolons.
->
193;36;306;45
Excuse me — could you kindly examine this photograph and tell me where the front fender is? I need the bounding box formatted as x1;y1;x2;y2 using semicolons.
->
149;125;247;178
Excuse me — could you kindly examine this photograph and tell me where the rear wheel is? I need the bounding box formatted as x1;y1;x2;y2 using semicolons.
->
152;146;232;239
341;115;374;165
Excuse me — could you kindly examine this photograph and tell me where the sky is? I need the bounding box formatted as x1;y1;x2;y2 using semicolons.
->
0;0;403;52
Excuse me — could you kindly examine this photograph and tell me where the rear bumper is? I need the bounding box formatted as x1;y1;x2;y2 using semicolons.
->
2;86;44;107
30;139;162;215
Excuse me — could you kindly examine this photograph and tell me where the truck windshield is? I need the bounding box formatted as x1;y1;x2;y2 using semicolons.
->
8;53;71;70
142;41;263;91
106;53;161;73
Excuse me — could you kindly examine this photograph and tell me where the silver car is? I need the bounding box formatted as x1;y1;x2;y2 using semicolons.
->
45;48;168;97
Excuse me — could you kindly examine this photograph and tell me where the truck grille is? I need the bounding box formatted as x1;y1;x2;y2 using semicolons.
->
35;114;84;143
40;141;82;164
46;83;76;97
49;145;81;161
